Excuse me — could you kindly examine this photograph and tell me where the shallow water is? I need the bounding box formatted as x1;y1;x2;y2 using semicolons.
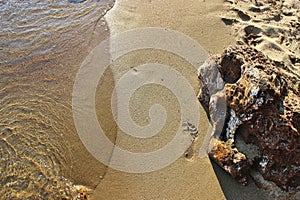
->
0;0;275;199
0;0;114;198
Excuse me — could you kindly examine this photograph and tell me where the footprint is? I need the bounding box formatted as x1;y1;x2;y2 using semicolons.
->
182;122;198;139
238;10;251;21
221;17;238;25
269;41;284;51
263;27;281;37
244;25;262;35
184;146;194;159
249;6;261;12
273;13;281;21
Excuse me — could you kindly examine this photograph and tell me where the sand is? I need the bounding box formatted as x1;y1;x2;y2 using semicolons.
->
88;0;236;199
0;0;234;198
222;0;300;71
1;0;297;199
0;0;235;199
89;0;300;199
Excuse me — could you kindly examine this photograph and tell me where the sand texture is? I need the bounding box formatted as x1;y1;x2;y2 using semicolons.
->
89;0;236;199
222;0;300;71
198;0;300;199
1;0;299;199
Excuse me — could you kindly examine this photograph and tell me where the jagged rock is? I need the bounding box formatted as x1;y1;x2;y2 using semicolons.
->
209;139;250;185
198;45;300;191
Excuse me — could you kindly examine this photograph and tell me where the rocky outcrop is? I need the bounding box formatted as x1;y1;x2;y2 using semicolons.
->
199;45;300;191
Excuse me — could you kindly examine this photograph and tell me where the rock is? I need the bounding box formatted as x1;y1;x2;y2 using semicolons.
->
198;45;300;191
209;139;250;185
198;58;225;113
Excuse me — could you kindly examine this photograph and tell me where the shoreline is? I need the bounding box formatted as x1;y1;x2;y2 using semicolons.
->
1;0;299;199
91;0;235;199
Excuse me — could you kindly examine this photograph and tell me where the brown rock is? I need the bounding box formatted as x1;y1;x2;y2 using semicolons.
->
199;45;300;191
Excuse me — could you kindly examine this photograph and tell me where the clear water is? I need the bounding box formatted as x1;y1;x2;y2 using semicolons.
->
0;0;114;198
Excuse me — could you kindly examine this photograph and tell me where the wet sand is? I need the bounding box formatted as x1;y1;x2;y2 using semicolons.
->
2;0;298;199
1;0;236;199
90;0;235;199
91;0;300;199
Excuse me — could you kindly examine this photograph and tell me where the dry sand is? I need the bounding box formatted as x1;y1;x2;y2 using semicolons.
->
222;0;300;72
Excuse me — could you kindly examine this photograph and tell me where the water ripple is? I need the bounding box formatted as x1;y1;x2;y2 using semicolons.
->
0;0;115;198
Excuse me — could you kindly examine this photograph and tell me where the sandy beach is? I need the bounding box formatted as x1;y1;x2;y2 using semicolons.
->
0;0;299;199
81;0;300;199
90;0;234;199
